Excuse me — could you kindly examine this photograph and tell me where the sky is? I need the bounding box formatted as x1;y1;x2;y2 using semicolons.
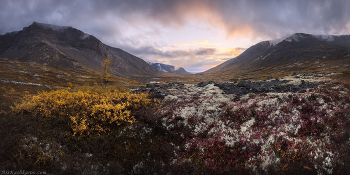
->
1;0;350;73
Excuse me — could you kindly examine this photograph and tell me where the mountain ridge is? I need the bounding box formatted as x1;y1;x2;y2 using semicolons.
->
148;62;191;75
204;33;350;80
0;22;161;78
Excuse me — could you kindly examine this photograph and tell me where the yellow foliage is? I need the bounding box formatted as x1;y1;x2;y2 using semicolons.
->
67;82;73;87
101;58;113;84
8;88;17;95
13;86;158;136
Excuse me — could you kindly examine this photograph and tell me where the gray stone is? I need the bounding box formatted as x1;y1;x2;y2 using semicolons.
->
149;88;167;99
197;82;209;87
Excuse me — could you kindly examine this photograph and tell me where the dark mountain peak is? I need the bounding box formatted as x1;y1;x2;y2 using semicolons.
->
27;22;72;31
175;67;192;75
268;33;350;47
205;32;350;78
0;23;161;77
20;22;97;42
267;33;310;47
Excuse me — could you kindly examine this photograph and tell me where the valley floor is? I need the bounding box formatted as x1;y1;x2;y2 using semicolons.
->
1;72;350;174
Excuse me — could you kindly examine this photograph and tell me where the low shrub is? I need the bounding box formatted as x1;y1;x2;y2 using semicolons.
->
13;86;159;136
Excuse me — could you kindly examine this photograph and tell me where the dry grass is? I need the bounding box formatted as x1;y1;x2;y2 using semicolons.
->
0;60;143;88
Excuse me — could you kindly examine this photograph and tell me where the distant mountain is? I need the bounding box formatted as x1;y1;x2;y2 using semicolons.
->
0;22;161;78
205;33;350;79
148;62;191;75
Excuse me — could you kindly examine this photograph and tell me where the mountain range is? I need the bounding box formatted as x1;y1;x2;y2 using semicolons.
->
204;33;350;80
148;62;191;75
1;22;349;81
0;22;190;78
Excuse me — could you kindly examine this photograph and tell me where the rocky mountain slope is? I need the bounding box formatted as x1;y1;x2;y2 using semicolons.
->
0;22;161;78
148;62;191;75
204;33;350;80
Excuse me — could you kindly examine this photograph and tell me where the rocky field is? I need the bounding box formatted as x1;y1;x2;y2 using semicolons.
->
129;72;350;174
2;72;350;174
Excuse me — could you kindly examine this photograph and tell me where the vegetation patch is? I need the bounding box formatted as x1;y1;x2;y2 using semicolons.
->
13;86;159;136
1;74;350;174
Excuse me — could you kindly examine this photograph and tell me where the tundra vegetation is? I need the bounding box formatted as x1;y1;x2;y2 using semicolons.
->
1;61;350;174
101;58;113;86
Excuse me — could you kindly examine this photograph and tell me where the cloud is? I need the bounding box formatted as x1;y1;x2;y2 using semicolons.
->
176;40;221;46
121;45;189;59
2;0;350;37
218;47;246;57
118;43;225;70
196;47;217;55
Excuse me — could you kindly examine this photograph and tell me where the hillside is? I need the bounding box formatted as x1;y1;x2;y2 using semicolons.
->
204;33;350;81
0;22;161;78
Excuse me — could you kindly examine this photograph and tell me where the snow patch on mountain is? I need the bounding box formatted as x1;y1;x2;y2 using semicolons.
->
268;38;285;46
269;33;305;46
156;63;170;72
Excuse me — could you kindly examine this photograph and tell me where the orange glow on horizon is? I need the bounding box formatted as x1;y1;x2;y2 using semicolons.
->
218;47;246;56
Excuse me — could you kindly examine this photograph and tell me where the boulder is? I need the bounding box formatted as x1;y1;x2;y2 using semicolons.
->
139;86;147;91
167;83;174;87
291;86;302;92
197;82;209;87
237;81;253;89
252;87;262;93
149;88;167;99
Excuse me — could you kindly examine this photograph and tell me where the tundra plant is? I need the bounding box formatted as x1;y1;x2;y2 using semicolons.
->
160;81;350;174
13;86;159;136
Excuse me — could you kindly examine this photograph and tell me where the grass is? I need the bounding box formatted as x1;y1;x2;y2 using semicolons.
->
0;81;54;113
194;56;350;82
0;60;143;88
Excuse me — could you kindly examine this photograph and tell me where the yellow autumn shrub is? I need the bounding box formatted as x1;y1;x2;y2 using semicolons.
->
13;86;159;136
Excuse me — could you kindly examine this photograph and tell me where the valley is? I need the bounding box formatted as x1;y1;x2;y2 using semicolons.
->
1;23;350;174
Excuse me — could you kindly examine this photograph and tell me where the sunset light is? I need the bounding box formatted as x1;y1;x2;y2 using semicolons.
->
1;0;350;73
2;1;350;174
